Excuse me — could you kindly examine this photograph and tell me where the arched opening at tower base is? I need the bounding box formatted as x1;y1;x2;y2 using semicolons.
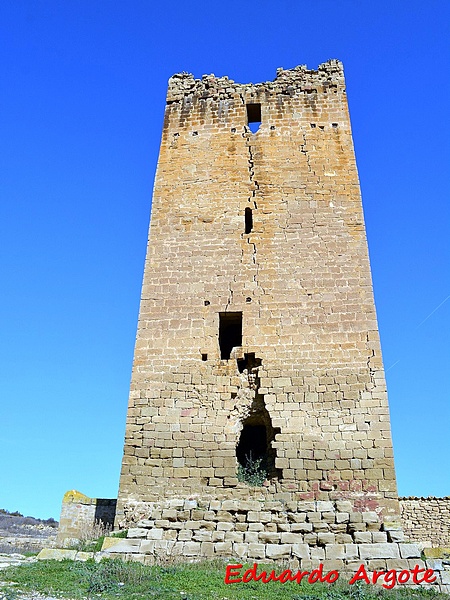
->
236;424;266;465
236;402;281;485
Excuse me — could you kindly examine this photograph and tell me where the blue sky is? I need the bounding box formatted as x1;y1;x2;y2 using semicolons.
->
0;1;449;520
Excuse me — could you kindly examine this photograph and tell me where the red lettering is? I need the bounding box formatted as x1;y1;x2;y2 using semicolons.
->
372;570;386;583
278;569;293;583
268;570;280;582
382;569;397;590
349;564;371;585
292;570;310;583
397;570;410;584
227;562;436;589
252;566;267;583
260;570;272;583
224;564;243;584
424;569;436;583
325;570;339;583
242;564;257;583
308;563;326;584
411;564;426;584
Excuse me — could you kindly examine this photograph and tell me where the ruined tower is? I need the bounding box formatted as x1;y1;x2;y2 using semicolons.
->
115;60;401;556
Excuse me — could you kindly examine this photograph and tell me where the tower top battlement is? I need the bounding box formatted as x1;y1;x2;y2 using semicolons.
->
167;59;344;102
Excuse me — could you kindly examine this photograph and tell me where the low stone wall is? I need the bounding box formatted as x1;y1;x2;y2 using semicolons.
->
112;497;410;561
103;498;450;592
400;497;450;547
56;490;116;547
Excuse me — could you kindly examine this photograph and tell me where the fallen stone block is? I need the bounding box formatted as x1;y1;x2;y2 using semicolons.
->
102;539;141;553
37;548;77;561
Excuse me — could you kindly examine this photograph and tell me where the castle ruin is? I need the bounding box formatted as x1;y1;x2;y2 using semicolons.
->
115;60;404;560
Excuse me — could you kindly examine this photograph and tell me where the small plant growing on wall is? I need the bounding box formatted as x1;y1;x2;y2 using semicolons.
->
237;452;268;486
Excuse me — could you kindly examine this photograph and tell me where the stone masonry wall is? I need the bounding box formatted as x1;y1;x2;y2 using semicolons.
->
118;498;404;551
116;60;400;532
102;499;450;593
400;497;450;547
56;490;116;548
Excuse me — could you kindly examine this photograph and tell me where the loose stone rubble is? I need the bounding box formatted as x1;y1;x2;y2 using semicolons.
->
99;500;450;591
0;553;37;571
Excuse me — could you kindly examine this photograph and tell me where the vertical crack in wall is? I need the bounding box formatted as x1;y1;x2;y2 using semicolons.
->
246;143;260;199
242;127;264;307
302;132;313;175
225;277;236;311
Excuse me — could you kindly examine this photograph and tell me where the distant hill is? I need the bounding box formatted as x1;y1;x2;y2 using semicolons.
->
0;509;58;554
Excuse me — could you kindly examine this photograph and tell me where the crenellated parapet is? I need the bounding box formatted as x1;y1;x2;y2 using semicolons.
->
166;60;345;104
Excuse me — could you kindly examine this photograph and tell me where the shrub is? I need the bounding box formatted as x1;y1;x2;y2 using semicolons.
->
70;519;112;552
237;453;268;486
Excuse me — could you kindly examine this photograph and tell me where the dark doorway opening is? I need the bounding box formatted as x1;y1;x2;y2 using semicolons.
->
236;410;281;485
236;424;267;465
219;312;242;360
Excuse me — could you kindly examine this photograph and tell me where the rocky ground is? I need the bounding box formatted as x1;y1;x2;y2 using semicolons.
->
0;512;58;559
0;512;59;597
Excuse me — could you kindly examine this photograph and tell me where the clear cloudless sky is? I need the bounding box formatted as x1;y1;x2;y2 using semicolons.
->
0;1;449;519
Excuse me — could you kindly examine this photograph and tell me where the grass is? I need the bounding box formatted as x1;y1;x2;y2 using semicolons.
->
70;529;129;553
0;559;447;600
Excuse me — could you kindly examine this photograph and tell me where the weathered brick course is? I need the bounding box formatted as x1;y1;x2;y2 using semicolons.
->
400;497;450;547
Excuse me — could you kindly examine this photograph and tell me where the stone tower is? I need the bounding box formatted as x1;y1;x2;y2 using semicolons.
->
116;61;401;552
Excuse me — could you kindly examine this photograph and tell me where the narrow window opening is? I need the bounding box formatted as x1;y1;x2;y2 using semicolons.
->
219;312;242;360
246;103;261;133
245;207;253;234
201;353;208;361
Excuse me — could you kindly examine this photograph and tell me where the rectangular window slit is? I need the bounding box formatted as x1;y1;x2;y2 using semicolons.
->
246;103;261;133
245;207;253;234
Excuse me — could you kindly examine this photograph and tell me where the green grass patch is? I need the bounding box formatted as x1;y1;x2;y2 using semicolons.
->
0;559;446;600
69;530;128;552
111;529;128;538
